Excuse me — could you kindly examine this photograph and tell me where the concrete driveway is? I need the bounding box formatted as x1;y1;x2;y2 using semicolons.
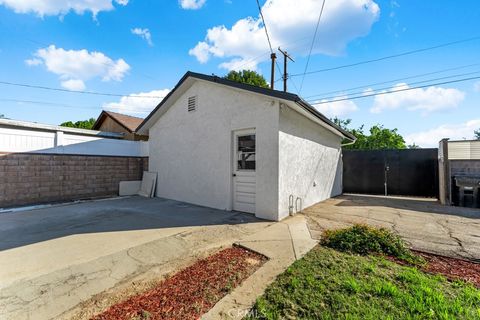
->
304;194;480;262
0;197;271;320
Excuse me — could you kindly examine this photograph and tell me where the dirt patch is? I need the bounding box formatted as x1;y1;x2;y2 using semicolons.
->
90;246;266;320
415;250;480;288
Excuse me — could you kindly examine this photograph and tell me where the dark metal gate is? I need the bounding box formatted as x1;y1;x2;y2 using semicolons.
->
343;149;439;198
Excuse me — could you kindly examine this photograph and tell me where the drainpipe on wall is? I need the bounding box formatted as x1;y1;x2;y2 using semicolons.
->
341;140;356;147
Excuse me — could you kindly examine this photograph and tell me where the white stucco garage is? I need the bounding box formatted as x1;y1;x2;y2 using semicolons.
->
137;72;355;221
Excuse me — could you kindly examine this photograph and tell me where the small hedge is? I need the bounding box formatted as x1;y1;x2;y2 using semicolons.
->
321;224;423;265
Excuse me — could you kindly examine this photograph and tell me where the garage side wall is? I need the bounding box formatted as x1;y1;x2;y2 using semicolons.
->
278;105;342;220
148;80;280;220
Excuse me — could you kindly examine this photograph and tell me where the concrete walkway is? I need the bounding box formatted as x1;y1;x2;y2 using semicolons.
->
304;194;480;261
203;215;317;320
0;197;272;320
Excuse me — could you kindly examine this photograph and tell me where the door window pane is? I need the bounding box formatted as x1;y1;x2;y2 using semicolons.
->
237;134;255;170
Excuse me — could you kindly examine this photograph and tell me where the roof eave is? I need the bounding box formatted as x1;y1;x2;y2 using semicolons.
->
137;71;357;142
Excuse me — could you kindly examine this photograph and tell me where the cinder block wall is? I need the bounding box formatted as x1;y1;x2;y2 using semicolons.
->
0;153;148;208
450;160;480;176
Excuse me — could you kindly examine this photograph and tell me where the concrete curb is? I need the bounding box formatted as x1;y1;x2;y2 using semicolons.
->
202;215;318;320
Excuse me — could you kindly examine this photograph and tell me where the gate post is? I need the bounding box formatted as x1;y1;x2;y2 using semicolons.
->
438;139;450;205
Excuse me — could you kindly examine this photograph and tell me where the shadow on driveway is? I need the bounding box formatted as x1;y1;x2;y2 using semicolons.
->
0;196;263;251
337;194;480;219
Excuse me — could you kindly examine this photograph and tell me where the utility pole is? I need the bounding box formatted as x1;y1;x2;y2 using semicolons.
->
270;53;276;90
278;47;294;92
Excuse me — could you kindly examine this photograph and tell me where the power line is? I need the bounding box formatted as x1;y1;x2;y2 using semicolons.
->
299;0;326;94
308;69;480;102
305;75;480;105
0;81;166;98
255;0;285;89
289;76;300;93
303;62;480;99
0;98;100;110
0;98;154;113
291;36;480;77
256;0;274;54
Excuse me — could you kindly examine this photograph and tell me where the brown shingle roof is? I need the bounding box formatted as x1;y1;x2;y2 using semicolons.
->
93;111;144;133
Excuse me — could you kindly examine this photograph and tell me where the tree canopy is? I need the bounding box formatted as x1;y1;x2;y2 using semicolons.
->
0;114;4;119
475;129;480;140
333;117;407;150
224;70;269;88
60;118;96;129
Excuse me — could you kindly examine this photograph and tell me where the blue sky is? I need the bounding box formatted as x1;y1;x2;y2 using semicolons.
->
0;0;479;146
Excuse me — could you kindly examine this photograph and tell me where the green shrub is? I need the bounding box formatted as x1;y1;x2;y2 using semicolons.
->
321;224;423;265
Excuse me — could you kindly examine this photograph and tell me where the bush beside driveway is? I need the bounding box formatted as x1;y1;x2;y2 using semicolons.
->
304;194;480;262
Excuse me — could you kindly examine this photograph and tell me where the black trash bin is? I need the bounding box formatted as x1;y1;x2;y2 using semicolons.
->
454;176;480;208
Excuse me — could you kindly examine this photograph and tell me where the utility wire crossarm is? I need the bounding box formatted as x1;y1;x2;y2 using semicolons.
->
278;47;294;92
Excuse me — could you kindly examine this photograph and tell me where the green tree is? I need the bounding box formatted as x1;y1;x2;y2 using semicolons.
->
60;118;96;129
224;70;269;88
0;114;4;118
333;117;407;150
475;129;480;140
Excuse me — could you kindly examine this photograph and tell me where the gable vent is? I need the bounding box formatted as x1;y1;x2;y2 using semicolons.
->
187;96;197;112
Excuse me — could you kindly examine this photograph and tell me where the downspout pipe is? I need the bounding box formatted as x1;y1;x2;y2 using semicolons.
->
341;139;356;147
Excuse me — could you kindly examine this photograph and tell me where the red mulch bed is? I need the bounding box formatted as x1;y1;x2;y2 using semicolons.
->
91;246;266;320
388;251;480;288
414;250;480;288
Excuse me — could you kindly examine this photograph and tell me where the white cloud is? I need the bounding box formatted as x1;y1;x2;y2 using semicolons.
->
474;81;480;92
61;79;86;91
189;0;380;70
25;58;42;66
313;96;359;118
26;45;130;89
131;28;153;46
219;58;259;71
0;0;128;17
188;42;211;64
405;119;480;148
371;83;465;115
179;0;206;10
103;89;171;116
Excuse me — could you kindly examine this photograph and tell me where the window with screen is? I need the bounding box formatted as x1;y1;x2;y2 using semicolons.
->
237;134;255;170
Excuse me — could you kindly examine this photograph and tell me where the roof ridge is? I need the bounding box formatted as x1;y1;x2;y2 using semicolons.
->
104;110;145;120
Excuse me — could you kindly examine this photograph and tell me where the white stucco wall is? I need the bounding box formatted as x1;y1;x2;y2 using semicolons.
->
277;104;343;220
148;80;280;220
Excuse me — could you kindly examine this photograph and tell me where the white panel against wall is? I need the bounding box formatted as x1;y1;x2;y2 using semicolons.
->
448;140;480;160
0;127;148;157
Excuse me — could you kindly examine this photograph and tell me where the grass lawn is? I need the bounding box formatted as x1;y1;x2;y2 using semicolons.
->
249;246;480;320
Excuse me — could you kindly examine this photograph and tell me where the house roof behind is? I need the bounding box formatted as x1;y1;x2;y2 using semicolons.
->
93;111;145;133
137;71;355;141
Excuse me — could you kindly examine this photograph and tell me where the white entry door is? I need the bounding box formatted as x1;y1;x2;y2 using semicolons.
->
232;129;256;214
